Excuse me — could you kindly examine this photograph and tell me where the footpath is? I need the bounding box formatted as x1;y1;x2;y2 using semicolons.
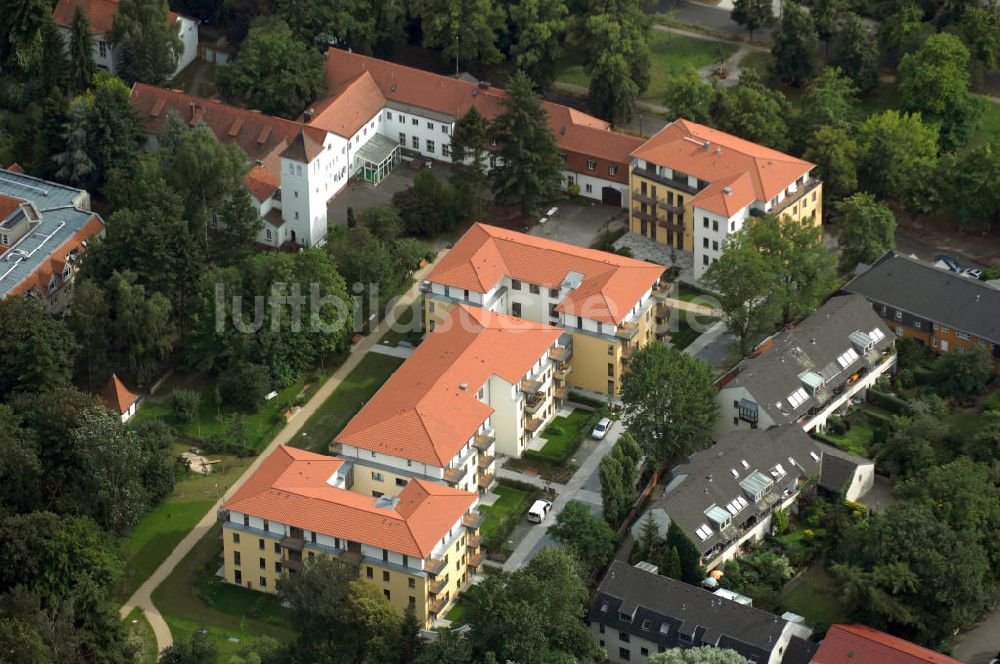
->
119;254;443;653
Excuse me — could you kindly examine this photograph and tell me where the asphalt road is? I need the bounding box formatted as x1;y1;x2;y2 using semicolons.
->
647;0;773;40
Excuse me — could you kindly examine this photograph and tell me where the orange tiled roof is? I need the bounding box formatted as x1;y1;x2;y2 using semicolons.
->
632;119;814;216
321;49;641;180
225;445;476;558
813;625;964;664
307;71;387;138
0;194;22;221
427;223;665;325
128;84;327;179
243;164;279;202
7;214;104;299
102;373;138;414
338;305;562;466
4;163;24;174
53;0;180;34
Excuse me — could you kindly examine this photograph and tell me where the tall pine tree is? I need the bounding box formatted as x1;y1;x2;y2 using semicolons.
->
449;105;491;220
490;71;563;218
68;5;96;94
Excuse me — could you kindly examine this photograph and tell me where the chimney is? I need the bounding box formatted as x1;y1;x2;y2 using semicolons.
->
715;146;721;155
459;383;468;391
303;108;314;122
703;141;711;151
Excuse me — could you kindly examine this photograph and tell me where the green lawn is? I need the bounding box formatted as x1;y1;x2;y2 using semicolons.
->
668;314;720;350
288;353;404;452
378;301;424;348
480;484;535;552
151;522;295;661
968;97;1000;148
740;51;772;78
555;33;737;102
534;409;593;462
113;449;256;603
124;608;158;664
444;599;467;626
821;420;874;457
780;565;849;629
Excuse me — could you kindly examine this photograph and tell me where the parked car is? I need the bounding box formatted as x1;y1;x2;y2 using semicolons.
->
527;499;552;523
988;652;999;664
591;417;612;440
934;254;962;272
964;267;983;280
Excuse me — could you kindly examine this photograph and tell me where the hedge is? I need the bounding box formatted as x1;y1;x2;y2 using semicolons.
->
867;388;908;414
567;391;606;410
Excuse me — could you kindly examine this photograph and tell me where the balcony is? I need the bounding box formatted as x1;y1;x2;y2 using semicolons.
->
616;321;639;340
549;346;572;363
520;377;543;394
632;191;656;205
656;217;684;232
467;534;481;550
280;536;305;551
636;167;701;195
467;551;485;569
652;281;672;301
473;432;495;452
554;386;569;400
477;454;494;470
525;395;545;414
283;558;302;572
425;556;447;576
771;178;822;217
340;549;362;564
429;594;448;615
477;473;495;490
429;575;448;595
525;416;543;432
443;466;464;484
659;200;684;215
622;344;634;360
554;364;572;381
463;512;485;530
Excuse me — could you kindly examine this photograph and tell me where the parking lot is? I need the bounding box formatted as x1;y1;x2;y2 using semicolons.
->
326;159;452;227
529;203;627;248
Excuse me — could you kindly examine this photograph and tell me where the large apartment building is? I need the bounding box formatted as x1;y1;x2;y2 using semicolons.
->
716;295;896;435
0;167;104;312
422;223;666;397
53;0;198;78
844;252;1000;373
220;445;482;627
628;119;822;280
337;305;565;488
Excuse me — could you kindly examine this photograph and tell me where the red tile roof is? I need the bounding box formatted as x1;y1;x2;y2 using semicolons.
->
243;164;279;202
321;49;642;179
53;0;180;34
307;71;387;138
102;373;138;414
813;625;964;664
4;163;24;174
0;195;22;221
632;119;814;217
338;305;562;467
128;84;326;180
225;445;476;558
427;223;665;325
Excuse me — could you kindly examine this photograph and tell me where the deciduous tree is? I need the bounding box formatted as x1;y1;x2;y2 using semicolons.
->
731;0;773;40
111;0;182;85
582;0;651;125
412;0;505;68
942;141;1000;233
550;500;618;568
830;13;879;92
650;647;749;664
0;298;77;400
802;124;858;202
508;0;568;91
856;110;939;216
712;69;790;150
834;193;896;271
771;2;819;86
662;67;716;124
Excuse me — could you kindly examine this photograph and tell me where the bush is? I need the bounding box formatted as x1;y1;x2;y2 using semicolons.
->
896;368;916;389
826;416;848;436
984;390;1000;413
170;389;201;424
867;388;908;414
219;362;270;411
567;391;606;409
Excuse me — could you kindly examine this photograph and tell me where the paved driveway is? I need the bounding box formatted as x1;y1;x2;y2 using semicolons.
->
529;204;627;248
327;160;452;227
955;613;1000;664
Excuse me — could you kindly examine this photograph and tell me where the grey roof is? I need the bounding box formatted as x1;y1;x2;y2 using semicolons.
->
0;169;103;296
816;443;872;495
782;635;819;664
590;561;790;660
280;128;323;162
724;295;894;426
356;132;399;166
844;251;1000;344
658;426;822;556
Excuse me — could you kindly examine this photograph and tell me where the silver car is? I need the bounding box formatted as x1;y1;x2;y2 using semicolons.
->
591;417;612;440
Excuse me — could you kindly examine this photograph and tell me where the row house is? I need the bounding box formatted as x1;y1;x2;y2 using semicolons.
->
337;305;565;488
220;445;481;627
844;252;1000;373
53;0;199;78
589;561;813;664
716;295;897;435
422;223;666;397
628;119;823;281
0;167;104;312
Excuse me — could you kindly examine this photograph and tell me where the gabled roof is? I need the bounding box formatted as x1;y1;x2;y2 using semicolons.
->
338;305;562;467
427;223;665;325
53;0;180;35
723;295;894;426
244;164;280;202
307;70;387;138
225;445;477;558
843;251;1000;344
321;49;643;175
632;119;814;215
816;443;873;495
280;128;324;162
102;374;138;414
813;625;963;664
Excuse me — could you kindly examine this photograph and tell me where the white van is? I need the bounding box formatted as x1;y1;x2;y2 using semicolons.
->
527;499;553;523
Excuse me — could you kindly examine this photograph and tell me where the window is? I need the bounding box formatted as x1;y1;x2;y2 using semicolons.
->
712;220;719;232
372;471;384;481
372;490;383;497
957;330;971;340
511;302;522;317
426;121;434;129
608;363;615;377
703;238;709;248
703;255;709;265
398;115;405;123
234;551;241;566
412;136;419;149
366;567;374;579
383;549;389;562
412;118;418;126
914;321;922;329
403;555;409;567
619;647;631;661
243;514;250;526
894;310;903;320
712;241;719;251
511;279;521;290
641;647;650;656
409;596;416;606
442;143;450;157
234;570;242;584
399;133;406;145
260;577;267;588
609;164;618;176
703;217;709;228
99;41;107;58
233;532;240;544
263;520;269;532
408;578;416;588
442;125;450;134
529;284;540;294
258;538;265;550
620;632;630;642
427;140;435;153
549;303;558;318
384;589;391;600
940;326;950;333
383;571;391;582
587;159;596;171
608;380;615;394
274;542;280;554
275;561;282;573
265;228;272;241
387;111;393;120
550;288;559;297
585;184;592;193
395;478;407;487
259;558;266;569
